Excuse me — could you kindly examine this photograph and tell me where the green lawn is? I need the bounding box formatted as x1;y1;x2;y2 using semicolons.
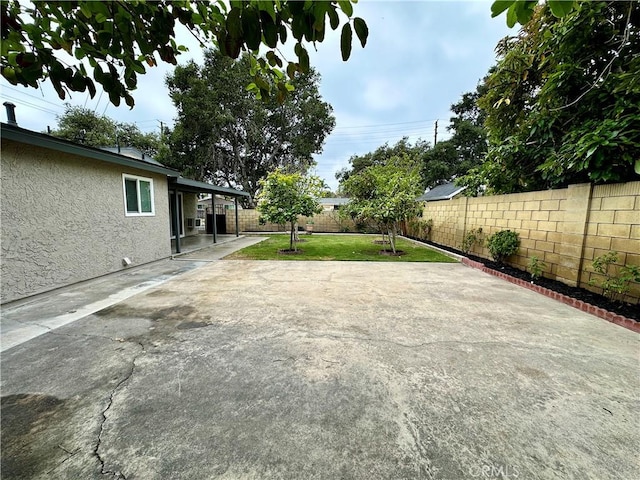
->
225;234;458;263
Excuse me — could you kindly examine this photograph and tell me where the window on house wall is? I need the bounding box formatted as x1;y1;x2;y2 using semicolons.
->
122;174;155;216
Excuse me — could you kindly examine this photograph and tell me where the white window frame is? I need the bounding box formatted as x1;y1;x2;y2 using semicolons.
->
122;174;155;217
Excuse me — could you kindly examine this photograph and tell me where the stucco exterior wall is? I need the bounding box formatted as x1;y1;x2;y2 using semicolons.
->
1;139;172;303
182;193;199;237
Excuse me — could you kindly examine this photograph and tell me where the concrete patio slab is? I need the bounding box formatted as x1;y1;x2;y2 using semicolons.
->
0;236;265;352
1;260;638;480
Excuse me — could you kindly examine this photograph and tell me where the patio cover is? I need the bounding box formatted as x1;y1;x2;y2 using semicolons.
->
168;176;250;253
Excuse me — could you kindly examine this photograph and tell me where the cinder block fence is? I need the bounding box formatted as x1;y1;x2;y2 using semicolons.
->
407;181;640;304
226;210;356;234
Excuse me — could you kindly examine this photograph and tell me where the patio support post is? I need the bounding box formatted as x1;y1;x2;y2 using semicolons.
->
212;195;217;244
173;190;181;254
235;198;239;237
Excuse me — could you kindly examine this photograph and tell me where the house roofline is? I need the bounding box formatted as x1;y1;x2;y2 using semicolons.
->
1;122;179;176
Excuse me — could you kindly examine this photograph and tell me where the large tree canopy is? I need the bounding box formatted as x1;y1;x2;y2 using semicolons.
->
51;105;161;156
163;49;335;205
1;1;368;107
459;1;640;194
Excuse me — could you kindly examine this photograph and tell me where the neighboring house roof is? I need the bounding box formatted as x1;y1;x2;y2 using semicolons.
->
417;182;467;202
1;123;178;176
317;197;350;205
169;177;250;198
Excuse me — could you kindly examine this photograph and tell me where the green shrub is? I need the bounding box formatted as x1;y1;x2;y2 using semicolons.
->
408;218;433;241
460;227;483;254
589;251;640;302
528;255;546;281
486;230;520;263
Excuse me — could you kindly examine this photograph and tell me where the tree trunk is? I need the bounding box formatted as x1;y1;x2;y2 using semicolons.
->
293;223;300;243
290;222;295;251
389;225;396;253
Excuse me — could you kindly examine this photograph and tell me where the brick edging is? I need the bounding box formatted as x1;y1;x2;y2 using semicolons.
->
461;257;639;334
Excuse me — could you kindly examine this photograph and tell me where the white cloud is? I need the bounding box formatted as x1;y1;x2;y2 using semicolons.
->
361;77;409;111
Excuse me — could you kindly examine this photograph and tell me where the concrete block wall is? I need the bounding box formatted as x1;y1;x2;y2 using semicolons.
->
226;209;287;233
424;197;467;248
227;210;356;233
581;182;640;303
410;181;640;304
298;211;356;233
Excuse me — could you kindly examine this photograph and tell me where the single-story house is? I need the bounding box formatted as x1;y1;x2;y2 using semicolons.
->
417;182;467;202
1;121;249;304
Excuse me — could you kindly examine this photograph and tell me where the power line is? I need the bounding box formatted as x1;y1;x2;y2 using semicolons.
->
333;118;441;130
1;95;60;116
1;85;67;110
329;126;436;137
328;137;435;146
330;127;437;137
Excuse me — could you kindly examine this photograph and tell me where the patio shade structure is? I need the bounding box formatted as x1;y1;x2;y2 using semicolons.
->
168;177;250;253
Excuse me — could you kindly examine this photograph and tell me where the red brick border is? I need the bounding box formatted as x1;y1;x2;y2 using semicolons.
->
461;257;640;334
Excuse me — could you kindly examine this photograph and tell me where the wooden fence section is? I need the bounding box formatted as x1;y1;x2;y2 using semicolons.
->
407;181;640;304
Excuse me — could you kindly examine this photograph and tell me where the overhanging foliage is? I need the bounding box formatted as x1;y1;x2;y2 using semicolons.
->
1;1;368;106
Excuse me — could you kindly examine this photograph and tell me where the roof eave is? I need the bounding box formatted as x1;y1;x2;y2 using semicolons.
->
2;123;179;176
168;176;250;198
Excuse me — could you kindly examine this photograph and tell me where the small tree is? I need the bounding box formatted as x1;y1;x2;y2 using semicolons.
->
257;169;323;252
341;155;422;253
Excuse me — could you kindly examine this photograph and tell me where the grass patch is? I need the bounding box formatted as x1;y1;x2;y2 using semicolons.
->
225;234;457;263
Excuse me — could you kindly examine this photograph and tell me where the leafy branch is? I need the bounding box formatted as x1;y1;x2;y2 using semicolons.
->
1;1;368;107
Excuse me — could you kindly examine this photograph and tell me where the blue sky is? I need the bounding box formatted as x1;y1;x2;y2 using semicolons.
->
1;1;513;191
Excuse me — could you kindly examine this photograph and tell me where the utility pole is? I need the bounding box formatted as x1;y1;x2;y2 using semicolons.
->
159;120;164;140
434;120;438;146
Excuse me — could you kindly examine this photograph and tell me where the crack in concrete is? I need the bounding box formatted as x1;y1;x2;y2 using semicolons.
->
44;445;81;475
93;340;145;479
